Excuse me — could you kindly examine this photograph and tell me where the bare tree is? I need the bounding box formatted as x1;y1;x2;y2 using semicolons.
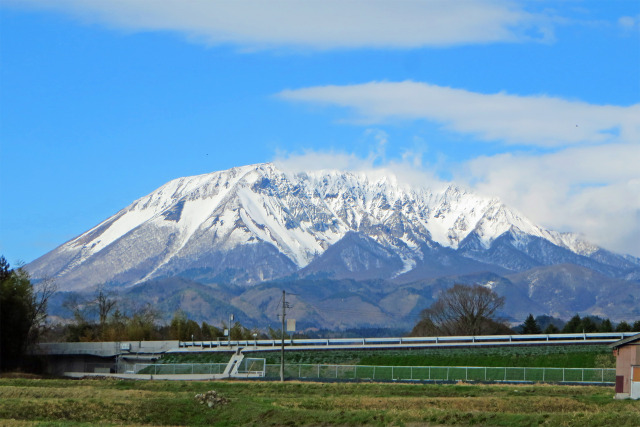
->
411;284;508;336
94;285;117;331
62;285;117;341
29;276;58;344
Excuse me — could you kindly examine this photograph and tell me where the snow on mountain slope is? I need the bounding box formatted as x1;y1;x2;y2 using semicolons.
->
26;162;623;291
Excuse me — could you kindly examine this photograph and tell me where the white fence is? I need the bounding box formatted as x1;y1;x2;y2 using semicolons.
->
129;362;614;383
265;364;616;384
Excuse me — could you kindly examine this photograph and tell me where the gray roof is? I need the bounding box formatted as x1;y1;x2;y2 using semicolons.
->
609;333;640;349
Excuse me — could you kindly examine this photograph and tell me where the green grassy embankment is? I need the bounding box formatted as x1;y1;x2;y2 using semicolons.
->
159;344;615;368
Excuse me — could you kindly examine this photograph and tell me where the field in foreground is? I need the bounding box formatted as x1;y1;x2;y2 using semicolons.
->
1;377;639;426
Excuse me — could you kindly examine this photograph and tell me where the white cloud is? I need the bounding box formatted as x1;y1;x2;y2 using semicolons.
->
618;15;639;31
460;143;640;257
274;148;447;192
6;0;551;49
273;82;640;257
278;81;640;147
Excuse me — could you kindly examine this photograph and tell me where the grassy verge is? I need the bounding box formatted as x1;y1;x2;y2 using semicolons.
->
0;377;638;426
159;344;615;368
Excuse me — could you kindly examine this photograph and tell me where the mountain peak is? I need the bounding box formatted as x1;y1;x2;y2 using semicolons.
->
26;163;629;292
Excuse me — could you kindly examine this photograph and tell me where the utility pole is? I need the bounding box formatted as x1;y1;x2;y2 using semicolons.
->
280;290;285;382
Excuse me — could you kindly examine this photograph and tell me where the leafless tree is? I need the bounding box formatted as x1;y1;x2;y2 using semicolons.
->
94;285;117;329
62;285;118;341
28;276;58;343
411;284;509;336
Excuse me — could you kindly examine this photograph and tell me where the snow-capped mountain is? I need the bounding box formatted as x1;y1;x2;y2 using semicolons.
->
28;163;638;290
28;163;640;325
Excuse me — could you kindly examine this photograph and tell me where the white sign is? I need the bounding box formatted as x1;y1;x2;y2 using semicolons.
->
286;319;296;332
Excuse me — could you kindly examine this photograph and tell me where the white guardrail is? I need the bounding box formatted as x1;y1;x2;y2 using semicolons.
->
176;332;636;350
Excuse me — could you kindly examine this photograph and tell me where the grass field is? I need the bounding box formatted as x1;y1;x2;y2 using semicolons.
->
159;344;616;368
1;377;638;426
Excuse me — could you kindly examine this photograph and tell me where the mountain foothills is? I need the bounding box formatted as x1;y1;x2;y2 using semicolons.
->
27;163;640;329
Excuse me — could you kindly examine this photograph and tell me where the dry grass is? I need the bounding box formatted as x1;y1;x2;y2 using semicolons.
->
1;378;639;426
296;394;594;413
0;385;175;400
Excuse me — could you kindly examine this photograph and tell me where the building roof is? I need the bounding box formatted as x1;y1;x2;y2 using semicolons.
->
609;333;640;349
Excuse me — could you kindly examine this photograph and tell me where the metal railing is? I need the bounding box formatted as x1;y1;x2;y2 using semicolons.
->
237;358;266;376
264;364;616;384
124;362;614;384
133;363;227;375
178;332;637;350
131;361;265;376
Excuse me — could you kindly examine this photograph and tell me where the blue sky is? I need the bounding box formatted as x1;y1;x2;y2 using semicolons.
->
1;0;639;264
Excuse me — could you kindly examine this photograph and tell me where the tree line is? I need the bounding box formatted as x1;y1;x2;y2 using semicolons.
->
52;283;640;342
58;286;266;342
409;283;640;337
519;313;640;335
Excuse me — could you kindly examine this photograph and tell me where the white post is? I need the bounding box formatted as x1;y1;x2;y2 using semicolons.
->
280;291;285;382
